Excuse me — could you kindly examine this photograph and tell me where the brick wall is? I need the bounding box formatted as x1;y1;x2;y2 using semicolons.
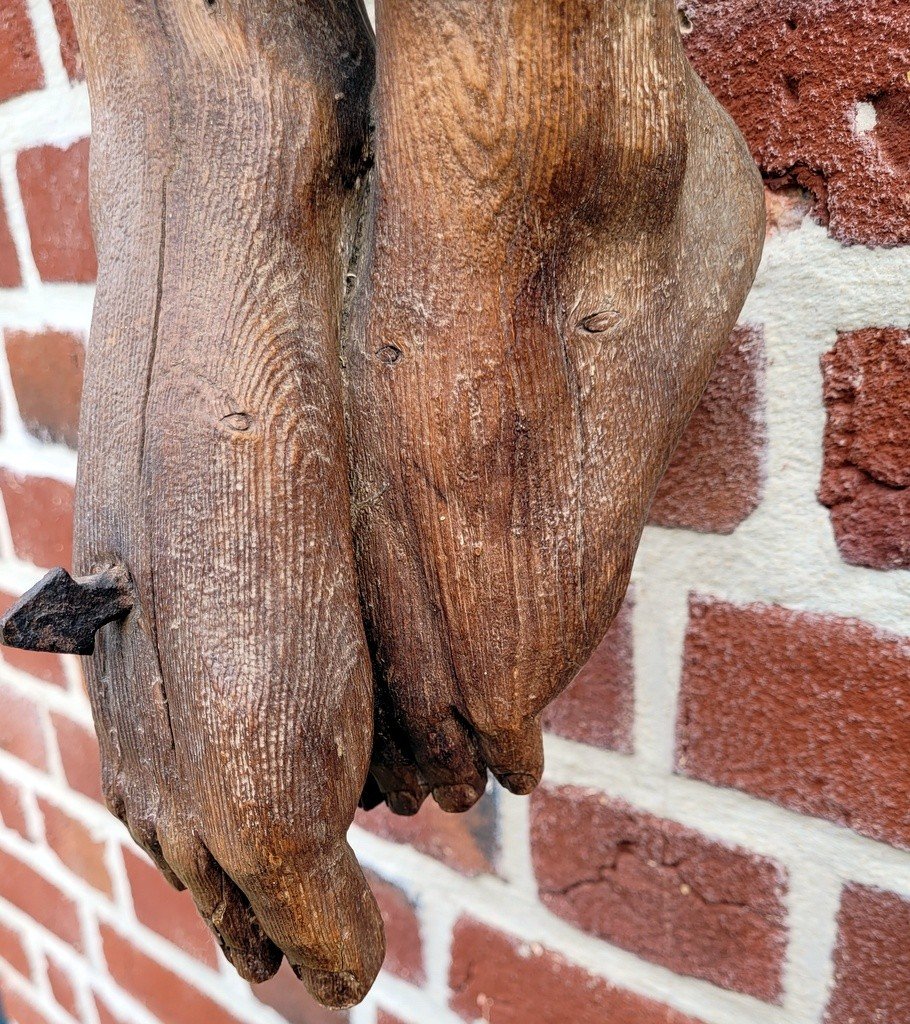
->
0;3;908;1024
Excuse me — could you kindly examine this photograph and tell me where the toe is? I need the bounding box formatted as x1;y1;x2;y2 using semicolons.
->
411;715;487;813
122;803;185;891
215;839;384;1008
159;828;281;983
369;694;430;815
475;717;544;795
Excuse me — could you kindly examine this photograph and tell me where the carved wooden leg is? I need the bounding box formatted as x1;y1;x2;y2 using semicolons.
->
346;0;764;812
68;0;382;1005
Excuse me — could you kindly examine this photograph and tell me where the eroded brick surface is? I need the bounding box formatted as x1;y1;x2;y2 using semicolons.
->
355;789;498;877
39;797;112;897
0;470;74;569
819;328;910;570
377;1012;408;1024
17;141;96;283
543;596;634;752
51;712;104;805
101;925;242;1024
0;0;43;102
50;0;83;81
368;873;424;984
0;682;48;770
6;329;85;448
531;786;787;1002
1;989;52;1024
824;884;910;1023
93;994;128;1024
683;0;910;245
677;597;910;849
123;847;220;967
450;919;704;1024
45;958;79;1019
650;326;766;534
0;920;29;977
0;848;83;949
0;777;29;838
0;197;22;288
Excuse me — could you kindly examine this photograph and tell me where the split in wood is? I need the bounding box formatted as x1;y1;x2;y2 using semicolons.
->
0;565;133;656
17;0;764;1008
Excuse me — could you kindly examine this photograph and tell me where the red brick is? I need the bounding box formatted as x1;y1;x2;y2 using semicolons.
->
677;597;910;849
368;874;424;984
252;959;348;1024
650;326;766;534
543;596;633;752
101;925;242;1024
825;885;910;1023
0;777;29;838
1;989;52;1024
450;919;704;1024
50;0;82;81
5;330;84;449
0;920;29;977
45;958;79;1019
17;141;96;283
355;789;498;876
819;328;910;570
0;0;43;102
51;712;103;804
0;681;48;770
123;847;218;968
39;797;111;897
0;471;74;570
0;591;68;687
682;0;910;246
531;787;786;1002
0;195;22;288
0;848;82;950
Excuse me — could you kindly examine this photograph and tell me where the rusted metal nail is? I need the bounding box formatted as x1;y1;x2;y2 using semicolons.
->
0;565;133;656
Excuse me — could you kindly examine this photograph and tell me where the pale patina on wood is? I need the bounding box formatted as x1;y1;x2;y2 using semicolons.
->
0;0;763;1008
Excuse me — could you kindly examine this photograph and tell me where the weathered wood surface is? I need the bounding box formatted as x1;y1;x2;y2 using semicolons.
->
1;0;766;1007
346;0;764;813
69;0;382;1006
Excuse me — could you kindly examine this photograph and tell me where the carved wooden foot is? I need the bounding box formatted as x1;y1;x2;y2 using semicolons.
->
1;0;765;1006
346;0;764;813
66;0;382;1005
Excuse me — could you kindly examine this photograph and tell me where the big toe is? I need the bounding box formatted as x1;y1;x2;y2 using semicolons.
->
223;840;385;1008
159;827;281;983
476;717;544;795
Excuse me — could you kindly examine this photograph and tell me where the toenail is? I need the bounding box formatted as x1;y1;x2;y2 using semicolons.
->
499;771;538;795
433;783;481;811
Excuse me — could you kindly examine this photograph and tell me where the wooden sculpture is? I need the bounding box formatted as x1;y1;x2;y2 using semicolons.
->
0;0;763;1007
349;0;764;815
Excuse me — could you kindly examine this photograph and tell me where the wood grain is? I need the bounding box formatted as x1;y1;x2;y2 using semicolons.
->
70;0;382;1006
63;0;764;1004
345;0;765;812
